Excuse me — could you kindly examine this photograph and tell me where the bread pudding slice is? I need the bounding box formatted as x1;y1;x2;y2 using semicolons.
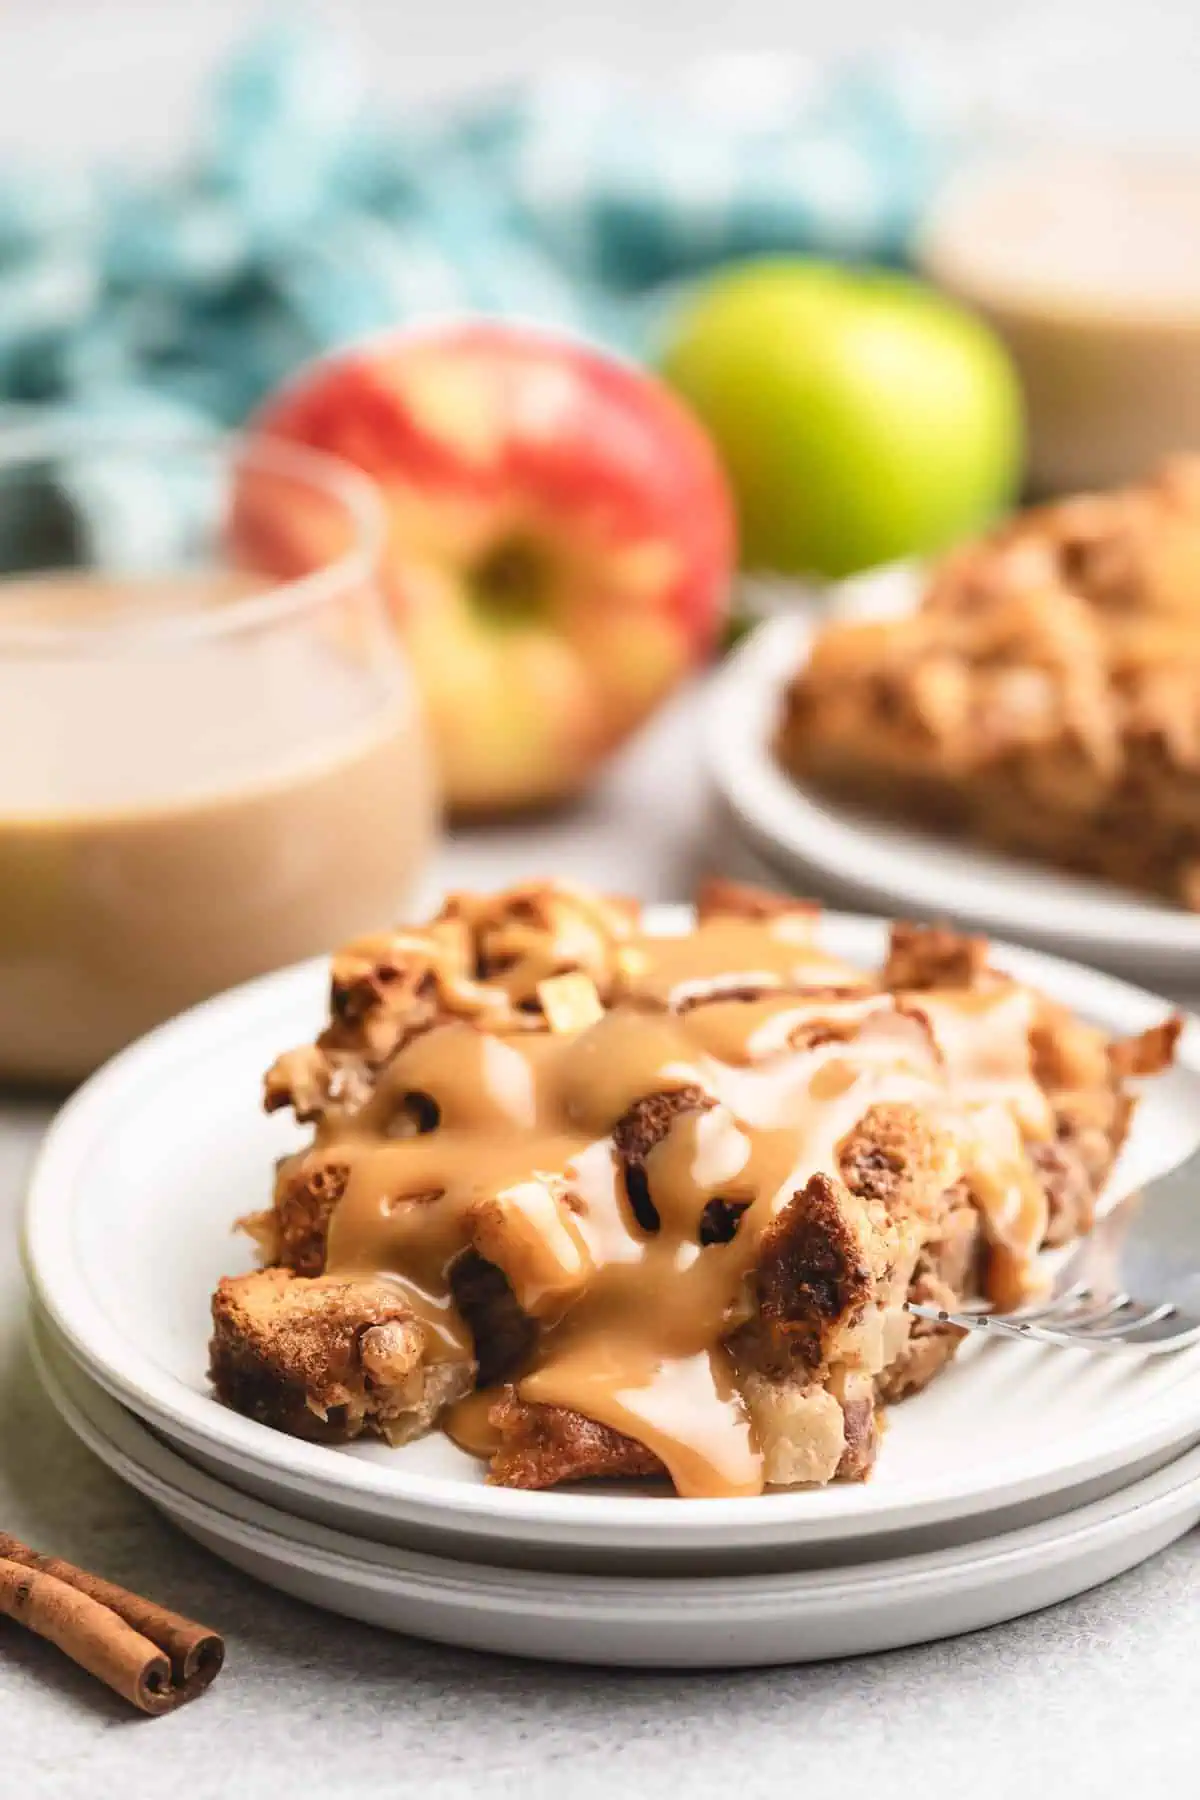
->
209;1268;471;1445
777;458;1200;908
925;456;1200;622
210;878;1176;1494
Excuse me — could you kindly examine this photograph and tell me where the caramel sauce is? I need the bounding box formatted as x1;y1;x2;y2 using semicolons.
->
443;1388;505;1460
317;916;1052;1497
614;916;866;1009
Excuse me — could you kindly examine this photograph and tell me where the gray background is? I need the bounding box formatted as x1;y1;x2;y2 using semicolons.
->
4;0;1200;164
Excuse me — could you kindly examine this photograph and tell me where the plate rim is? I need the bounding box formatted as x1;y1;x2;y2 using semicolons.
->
704;588;1200;972
32;1314;1200;1606
21;903;1200;1552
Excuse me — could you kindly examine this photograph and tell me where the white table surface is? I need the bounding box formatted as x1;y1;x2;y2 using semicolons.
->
2;690;1199;1798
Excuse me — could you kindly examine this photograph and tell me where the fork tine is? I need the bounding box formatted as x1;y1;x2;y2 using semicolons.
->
1038;1295;1135;1332
904;1303;1011;1339
1087;1315;1200;1353
903;1298;1200;1353
1055;1301;1166;1340
1008;1290;1125;1331
956;1315;1048;1345
1007;1284;1097;1326
1077;1305;1200;1350
903;1305;1071;1346
983;1316;1138;1350
1126;1319;1200;1353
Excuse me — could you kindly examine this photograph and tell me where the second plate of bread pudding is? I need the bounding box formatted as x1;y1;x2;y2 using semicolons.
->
24;879;1200;1561
709;461;1200;983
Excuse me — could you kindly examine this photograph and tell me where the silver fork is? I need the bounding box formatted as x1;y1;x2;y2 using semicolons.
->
906;1143;1200;1353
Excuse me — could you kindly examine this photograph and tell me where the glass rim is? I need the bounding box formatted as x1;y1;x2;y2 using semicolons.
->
0;419;387;653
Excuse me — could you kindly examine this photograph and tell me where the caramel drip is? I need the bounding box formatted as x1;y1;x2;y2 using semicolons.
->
903;986;1053;1308
909;987;1055;1138
443;1389;505;1460
614;916;868;1008
318;919;1053;1496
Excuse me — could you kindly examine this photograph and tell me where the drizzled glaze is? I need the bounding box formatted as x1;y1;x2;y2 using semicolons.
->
308;915;1052;1496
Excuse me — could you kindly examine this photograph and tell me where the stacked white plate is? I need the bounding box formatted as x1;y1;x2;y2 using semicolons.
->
22;908;1200;1667
708;569;1200;997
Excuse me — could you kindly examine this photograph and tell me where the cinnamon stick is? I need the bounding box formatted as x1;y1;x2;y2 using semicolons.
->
0;1534;224;1715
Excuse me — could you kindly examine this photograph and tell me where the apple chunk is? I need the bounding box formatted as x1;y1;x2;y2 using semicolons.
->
240;323;736;812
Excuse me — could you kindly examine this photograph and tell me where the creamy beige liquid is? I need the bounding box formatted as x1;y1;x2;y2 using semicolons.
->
0;574;436;1083
923;157;1200;312
920;154;1200;491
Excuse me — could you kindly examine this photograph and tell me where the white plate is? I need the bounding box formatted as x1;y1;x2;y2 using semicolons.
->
706;568;1200;987
21;904;1200;1566
32;1317;1200;1668
33;1298;1191;1572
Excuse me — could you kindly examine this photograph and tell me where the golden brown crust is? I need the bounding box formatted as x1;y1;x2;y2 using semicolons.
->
1029;1009;1179;1233
837;1103;962;1236
262;883;645;1132
1030;999;1114;1093
875;1273;965;1404
259;1157;349;1278
928;456;1200;621
611;1086;715;1231
263;1046;375;1123
209;1268;469;1444
694;876;820;924
443;881;639;1007
1110;1015;1183;1079
755;1174;874;1375
777;462;1200;909
611;1086;716;1166
324;937;450;1062
487;1393;666;1488
883;922;991;993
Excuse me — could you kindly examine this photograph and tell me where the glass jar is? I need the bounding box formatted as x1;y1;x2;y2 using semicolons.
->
0;423;439;1085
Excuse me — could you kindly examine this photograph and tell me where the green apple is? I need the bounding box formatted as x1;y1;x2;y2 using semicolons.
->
660;260;1023;577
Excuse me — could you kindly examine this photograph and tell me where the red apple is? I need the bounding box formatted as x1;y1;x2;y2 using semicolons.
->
241;322;735;813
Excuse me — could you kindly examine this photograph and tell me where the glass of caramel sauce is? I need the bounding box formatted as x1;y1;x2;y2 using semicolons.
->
0;424;438;1086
